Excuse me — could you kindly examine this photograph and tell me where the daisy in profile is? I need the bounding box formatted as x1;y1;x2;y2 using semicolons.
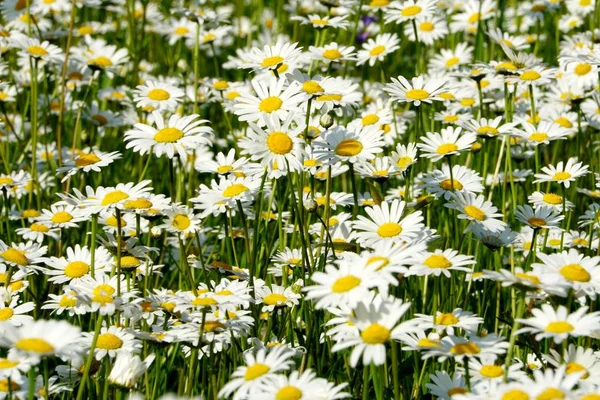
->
423;334;508;363
0;291;34;327
239;115;305;173
516;304;600;343
0;319;81;360
304;260;379;310
420;164;483;199
426;371;467;400
383;0;437;24
460;116;515;139
415;308;483;335
0;241;47;271
528;191;574;211
218;346;295;400
385;75;446;106
514;121;570;145
418;127;476;161
249;369;349;400
356;33;400;66
57;149;121;183
407;249;475;278
313;124;384;164
107;353;154;389
234;78;303;124
532;249;600;298
133;80;184;112
308;43;355;64
15;222;58;243
331;296;417;366
195;149;247;176
291;14;349;30
83;181;153;212
124;111;213;160
534;158;589;188
11;33;63;65
515;205;564;230
353;199;424;247
73;38;129;74
241;42;303;73
446;192;506;232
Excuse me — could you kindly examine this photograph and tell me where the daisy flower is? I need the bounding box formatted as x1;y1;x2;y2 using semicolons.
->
44;245;113;284
15;222;58;243
528;191;574;211
0;241;47;271
353;199;425;247
404;16;449;45
239;115;305;173
308;43;355;64
445;191;507;233
124;111;213;159
83;181;153;213
407;249;476;278
418;126;477;161
73;38;129;74
133;80;184;112
11;33;63;65
534;158;589;188
414;308;483;335
304;259;380;310
331;296;417;367
313;124;384;164
256;284;300;313
426;371;467;400
0;319;81;360
356;33;400;66
107;353;154;389
160;205;202;236
460;116;516;139
385;75;446;106
291;14;350;29
514;121;570;145
37;204;86;229
516;304;600;343
383;0;437;24
420;164;483;200
515;205;564;230
241;42;303;73
81;325;142;360
218;346;295;400
249;369;349;400
532;249;600;298
57;149;121;183
422;334;508;363
0;293;34;327
390;142;419;172
234;77;304;124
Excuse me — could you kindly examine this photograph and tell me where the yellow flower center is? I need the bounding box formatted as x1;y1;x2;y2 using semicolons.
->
75;153;101;167
263;293;288;306
437;143;458;155
477;126;499;136
276;386;302;400
401;5;422;16
0;359;19;369
417;338;441;348
439;179;463;190
528;132;548;143
30;223;49;233
362;114;379;126
542;193;562;205
302;80;323;94
367;256;390;270
64;261;90;278
102;190;129;206
51;211;73;224
27;46;48;57
311;19;329;25
448;388;468;396
420;21;434;31
480;365;503;378
332;275;361;293
223;183;249;197
361;323;391;344
59;295;77;308
323;49;342;60
22;209;40;218
527;217;546;228
464;205;486;221
96;333;123;350
501;390;530;400
445;57;460;67
554;117;572;128
545;321;574;333
536;388;565;400
259;96;283;113
565;362;588;378
560;264;590;282
92;284;115;304
0;308;13;321
88;56;113;68
406;89;430;100
574;63;592;76
267;132;293;155
244;363;270;380
316;93;342;102
147;88;171;101
120;256;140;268
335;139;363;156
213;80;228;90
261;56;284;68
468;12;480;23
175;26;189;35
552;172;572;181
436;313;459;325
216;165;233;174
516;273;541;285
396;156;413;169
169;214;191;231
377;222;402;238
520;70;541;81
124;198;152;209
15;338;54;354
450;342;480;355
1;248;28;266
424;254;452;269
154;127;184;143
368;45;389;59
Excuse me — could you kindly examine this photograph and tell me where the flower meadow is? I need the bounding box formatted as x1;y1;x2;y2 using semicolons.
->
2;0;600;399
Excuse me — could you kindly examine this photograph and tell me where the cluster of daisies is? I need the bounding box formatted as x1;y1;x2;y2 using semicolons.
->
1;0;600;399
